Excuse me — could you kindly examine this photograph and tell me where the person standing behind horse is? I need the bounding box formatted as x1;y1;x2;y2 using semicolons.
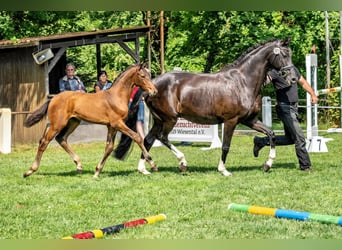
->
253;66;318;172
59;63;86;93
129;86;145;140
94;70;113;92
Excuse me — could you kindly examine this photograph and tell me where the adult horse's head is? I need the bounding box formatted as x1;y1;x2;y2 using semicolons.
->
268;38;299;84
133;62;158;96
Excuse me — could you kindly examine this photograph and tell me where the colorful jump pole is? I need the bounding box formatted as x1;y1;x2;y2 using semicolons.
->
62;214;166;239
228;203;342;226
317;86;342;96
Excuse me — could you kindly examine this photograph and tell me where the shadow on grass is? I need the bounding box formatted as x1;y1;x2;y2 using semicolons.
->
143;162;297;174
233;162;296;172
34;162;297;178
39;168;138;178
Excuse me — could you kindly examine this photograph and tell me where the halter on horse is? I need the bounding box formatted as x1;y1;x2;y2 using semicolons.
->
23;63;157;178
114;39;299;176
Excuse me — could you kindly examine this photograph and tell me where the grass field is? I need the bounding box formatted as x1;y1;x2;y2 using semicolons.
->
1;131;342;239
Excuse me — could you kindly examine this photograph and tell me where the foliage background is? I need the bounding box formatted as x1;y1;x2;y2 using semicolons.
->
0;11;341;125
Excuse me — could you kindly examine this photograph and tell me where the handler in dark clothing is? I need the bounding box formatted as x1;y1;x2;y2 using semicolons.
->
253;66;319;172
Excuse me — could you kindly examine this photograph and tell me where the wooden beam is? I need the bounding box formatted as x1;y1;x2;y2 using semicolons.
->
47;47;66;73
116;39;139;62
41;33;146;50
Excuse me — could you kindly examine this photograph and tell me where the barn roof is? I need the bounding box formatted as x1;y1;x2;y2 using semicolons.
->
0;25;151;49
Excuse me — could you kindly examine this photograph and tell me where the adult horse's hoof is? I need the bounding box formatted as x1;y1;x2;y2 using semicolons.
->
220;169;233;177
139;169;151;175
263;163;271;172
151;165;158;172
179;163;187;173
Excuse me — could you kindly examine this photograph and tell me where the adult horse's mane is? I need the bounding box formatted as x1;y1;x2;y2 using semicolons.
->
220;38;278;72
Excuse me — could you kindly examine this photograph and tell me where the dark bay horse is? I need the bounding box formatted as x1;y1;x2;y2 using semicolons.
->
114;39;299;176
23;63;158;178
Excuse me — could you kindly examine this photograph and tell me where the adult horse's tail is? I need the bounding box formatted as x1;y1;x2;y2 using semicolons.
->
24;100;50;127
113;88;143;160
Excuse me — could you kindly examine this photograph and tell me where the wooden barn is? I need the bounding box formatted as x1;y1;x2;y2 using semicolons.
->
0;25;151;146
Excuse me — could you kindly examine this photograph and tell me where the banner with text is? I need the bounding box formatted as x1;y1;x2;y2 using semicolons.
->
166;118;222;149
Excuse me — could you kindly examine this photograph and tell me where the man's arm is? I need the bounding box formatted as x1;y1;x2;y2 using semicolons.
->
297;76;319;104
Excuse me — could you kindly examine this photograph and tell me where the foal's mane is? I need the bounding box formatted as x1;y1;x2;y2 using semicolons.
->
220;38;278;72
112;63;140;85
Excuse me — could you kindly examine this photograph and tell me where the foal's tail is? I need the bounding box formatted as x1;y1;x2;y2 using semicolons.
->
113;88;143;160
24;100;50;127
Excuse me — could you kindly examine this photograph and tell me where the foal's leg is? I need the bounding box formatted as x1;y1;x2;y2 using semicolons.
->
55;118;83;173
217;119;237;177
93;126;117;178
23;126;58;178
243;118;276;172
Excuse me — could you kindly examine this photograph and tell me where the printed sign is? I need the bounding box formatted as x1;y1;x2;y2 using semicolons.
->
168;118;215;142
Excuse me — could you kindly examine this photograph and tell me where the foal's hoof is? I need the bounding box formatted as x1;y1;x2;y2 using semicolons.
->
151;166;158;172
23;170;33;178
263;163;271;172
76;169;82;174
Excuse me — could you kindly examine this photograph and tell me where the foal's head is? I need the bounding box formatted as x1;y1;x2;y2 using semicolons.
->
268;38;299;84
133;62;158;96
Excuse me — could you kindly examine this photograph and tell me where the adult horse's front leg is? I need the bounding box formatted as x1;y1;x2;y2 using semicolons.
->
139;119;188;174
93;126;117;178
136;123;160;175
245;119;276;172
117;121;157;173
217;120;237;177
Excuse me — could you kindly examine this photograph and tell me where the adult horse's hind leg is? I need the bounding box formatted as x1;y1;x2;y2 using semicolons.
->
93;126;117;178
55;118;83;173
23;126;58;178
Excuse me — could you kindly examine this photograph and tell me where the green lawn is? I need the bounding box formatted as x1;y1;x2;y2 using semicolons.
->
1;132;342;239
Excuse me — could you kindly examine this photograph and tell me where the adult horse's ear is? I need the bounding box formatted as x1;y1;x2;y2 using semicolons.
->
282;37;292;46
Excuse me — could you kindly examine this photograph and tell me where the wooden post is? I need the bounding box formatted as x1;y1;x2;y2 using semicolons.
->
147;11;151;71
0;108;11;154
160;11;165;74
96;43;101;76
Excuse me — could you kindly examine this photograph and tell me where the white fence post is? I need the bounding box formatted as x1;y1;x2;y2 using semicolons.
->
305;54;333;152
262;96;272;128
0;108;11;154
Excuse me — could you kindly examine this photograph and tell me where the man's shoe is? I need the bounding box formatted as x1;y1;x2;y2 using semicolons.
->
253;136;265;157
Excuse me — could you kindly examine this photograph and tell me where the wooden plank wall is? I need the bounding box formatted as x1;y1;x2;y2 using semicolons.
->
0;47;47;145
